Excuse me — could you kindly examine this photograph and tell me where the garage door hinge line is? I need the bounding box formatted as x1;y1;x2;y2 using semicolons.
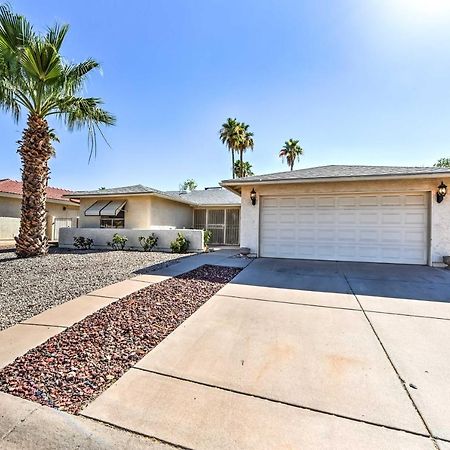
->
342;274;439;449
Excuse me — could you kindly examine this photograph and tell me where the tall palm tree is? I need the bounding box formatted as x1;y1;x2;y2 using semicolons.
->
236;122;254;177
233;160;254;178
0;4;115;257
279;139;304;171
219;117;240;178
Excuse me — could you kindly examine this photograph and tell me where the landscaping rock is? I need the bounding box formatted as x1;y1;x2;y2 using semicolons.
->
0;265;240;414
0;248;185;331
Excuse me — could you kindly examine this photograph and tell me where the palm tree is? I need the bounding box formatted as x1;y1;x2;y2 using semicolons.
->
279;139;304;171
236;122;254;177
434;157;450;168
0;4;115;257
234;160;254;178
219;118;240;178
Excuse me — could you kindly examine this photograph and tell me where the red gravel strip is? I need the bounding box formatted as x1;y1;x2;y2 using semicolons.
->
0;265;240;413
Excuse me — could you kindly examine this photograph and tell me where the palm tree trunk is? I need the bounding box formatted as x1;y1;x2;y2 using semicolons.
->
15;114;53;257
239;149;243;177
231;150;235;179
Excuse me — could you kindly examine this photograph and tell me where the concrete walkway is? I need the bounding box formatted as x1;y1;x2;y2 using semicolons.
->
2;254;450;449
82;258;450;449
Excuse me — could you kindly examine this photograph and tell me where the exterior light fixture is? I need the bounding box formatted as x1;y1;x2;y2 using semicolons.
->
437;181;447;203
250;188;257;206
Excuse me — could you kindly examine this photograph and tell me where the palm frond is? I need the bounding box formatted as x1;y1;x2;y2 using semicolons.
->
45;23;69;51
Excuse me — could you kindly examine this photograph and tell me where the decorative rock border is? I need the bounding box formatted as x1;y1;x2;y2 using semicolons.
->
0;265;241;414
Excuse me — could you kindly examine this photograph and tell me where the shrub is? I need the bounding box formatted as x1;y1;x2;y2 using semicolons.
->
170;232;190;253
107;233;128;250
73;236;93;250
203;229;212;249
138;234;158;252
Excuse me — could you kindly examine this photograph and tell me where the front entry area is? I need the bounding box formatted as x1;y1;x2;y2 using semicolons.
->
259;192;429;264
194;208;240;245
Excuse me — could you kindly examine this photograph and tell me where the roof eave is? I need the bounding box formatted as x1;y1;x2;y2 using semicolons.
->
221;172;450;188
66;191;195;206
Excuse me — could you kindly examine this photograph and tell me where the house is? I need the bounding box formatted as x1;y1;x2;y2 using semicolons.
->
221;165;450;266
0;179;79;241
66;185;241;246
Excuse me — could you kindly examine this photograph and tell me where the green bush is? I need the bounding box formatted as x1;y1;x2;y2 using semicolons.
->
203;229;212;249
138;234;158;252
170;232;190;253
107;233;128;250
73;236;93;250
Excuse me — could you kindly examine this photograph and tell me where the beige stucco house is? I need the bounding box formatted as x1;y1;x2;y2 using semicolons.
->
221;165;450;266
0;179;79;241
66;185;241;246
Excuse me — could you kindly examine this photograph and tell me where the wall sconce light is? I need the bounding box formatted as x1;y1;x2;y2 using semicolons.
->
250;188;257;206
437;181;447;203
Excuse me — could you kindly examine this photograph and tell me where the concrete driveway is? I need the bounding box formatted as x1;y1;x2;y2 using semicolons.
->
82;258;450;450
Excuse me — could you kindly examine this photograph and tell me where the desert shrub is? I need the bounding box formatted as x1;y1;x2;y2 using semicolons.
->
203;229;212;249
138;234;158;252
73;236;93;250
170;232;190;253
107;233;128;250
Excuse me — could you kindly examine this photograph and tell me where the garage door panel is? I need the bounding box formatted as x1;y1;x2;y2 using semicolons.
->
260;193;428;264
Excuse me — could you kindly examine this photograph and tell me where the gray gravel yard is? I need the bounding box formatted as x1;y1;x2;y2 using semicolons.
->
0;249;186;331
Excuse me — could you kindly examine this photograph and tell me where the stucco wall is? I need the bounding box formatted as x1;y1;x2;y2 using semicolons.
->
59;227;204;252
0;196;21;217
0;217;20;240
0;195;79;239
78;195;193;229
149;196;193;228
78;196;151;229
239;177;450;265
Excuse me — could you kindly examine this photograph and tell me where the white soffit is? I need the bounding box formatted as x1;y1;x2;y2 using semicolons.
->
84;200;111;216
100;200;127;216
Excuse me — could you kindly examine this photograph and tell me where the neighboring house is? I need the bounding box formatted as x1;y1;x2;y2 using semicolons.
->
0;179;80;241
221;165;450;266
66;185;241;245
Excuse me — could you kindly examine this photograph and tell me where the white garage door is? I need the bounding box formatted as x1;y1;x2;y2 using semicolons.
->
260;193;429;264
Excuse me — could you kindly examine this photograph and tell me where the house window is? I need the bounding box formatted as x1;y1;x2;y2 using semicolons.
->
100;209;125;228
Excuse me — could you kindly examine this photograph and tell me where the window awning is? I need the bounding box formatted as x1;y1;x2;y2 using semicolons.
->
84;200;126;217
84;200;111;216
100;200;126;216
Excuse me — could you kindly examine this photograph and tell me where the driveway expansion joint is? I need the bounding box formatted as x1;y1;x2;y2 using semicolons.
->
218;293;362;312
79;412;193;450
17;323;67;329
131;366;432;440
343;273;440;448
364;308;450;322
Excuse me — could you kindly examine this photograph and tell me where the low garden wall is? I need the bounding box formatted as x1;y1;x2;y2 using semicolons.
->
0;217;20;241
59;228;205;252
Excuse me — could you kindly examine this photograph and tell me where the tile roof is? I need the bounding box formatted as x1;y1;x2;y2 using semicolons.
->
222;165;450;184
69;185;241;206
0;179;78;204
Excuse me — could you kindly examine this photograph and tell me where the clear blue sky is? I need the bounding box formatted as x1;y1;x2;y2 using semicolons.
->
2;0;450;190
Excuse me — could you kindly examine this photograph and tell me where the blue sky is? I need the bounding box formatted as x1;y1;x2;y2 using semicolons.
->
2;0;450;190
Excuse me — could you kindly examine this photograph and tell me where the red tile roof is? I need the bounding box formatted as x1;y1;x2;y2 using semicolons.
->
0;179;79;204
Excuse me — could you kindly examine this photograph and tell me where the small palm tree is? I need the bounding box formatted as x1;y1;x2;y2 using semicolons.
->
279;139;304;171
234;160;254;178
219;118;240;179
434;157;450;168
236;122;254;177
0;4;115;257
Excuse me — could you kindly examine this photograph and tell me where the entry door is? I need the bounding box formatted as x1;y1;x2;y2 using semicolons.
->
259;193;428;264
207;209;225;244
